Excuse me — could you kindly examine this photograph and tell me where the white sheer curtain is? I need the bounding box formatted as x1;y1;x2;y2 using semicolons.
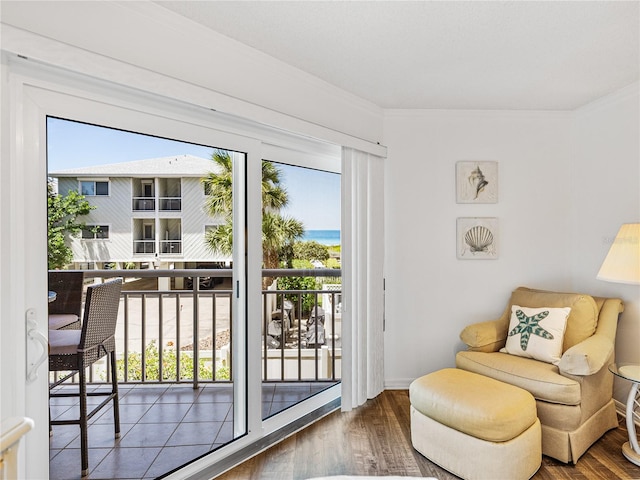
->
340;147;385;411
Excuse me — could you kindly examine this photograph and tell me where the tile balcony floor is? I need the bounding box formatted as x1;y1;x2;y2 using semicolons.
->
50;382;334;479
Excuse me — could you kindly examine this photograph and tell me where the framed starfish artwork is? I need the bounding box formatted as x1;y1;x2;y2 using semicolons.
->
457;217;499;260
456;161;498;203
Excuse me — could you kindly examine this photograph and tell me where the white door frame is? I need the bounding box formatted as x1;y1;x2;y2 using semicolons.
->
1;66;51;480
1;62;264;479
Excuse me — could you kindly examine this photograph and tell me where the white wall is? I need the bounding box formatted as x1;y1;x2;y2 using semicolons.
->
383;110;573;386
569;85;640;402
382;86;639;405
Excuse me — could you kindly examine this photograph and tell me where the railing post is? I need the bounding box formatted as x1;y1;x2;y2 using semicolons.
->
279;292;285;381
314;292;319;381
263;292;268;381
296;294;303;380
297;291;302;381
331;292;336;381
123;293;129;382
176;293;181;382
158;291;164;382
141;293;146;382
212;291;217;381
192;278;199;389
228;293;233;382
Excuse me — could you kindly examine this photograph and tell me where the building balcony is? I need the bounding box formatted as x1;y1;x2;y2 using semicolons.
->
159;197;181;211
132;197;156;211
160;240;182;254
133;240;155;254
132;197;182;212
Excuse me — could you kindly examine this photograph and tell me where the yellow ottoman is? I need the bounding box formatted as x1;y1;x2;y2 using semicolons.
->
409;368;541;480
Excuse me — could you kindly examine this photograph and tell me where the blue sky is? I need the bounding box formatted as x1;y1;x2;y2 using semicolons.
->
47;117;340;230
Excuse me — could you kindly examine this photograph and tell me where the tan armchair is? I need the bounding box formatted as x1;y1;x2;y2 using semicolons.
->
455;286;624;464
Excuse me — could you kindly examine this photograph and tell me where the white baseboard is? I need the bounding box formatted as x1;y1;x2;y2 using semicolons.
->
384;378;414;390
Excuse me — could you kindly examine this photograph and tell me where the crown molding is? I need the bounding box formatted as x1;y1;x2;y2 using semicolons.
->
574;81;639;116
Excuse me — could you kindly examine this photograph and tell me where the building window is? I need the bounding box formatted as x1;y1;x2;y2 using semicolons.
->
143;223;154;239
82;225;109;240
80;180;109;196
142;180;154;197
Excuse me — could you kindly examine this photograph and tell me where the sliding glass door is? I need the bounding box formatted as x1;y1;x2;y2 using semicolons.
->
8;62;341;479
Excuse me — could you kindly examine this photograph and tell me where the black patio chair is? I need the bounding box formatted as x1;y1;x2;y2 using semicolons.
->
49;278;123;477
48;271;84;330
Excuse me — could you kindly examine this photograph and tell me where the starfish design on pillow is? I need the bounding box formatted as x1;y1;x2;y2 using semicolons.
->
508;309;554;351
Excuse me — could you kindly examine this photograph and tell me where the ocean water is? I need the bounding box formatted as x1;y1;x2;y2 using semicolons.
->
302;229;340;246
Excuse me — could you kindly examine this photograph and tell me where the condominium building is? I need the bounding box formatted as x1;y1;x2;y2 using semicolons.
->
50;154;230;278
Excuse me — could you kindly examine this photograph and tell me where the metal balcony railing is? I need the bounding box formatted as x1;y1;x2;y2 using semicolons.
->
49;269;341;388
132;197;156;211
160;240;182;254
133;240;155;254
159;197;181;211
262;288;341;383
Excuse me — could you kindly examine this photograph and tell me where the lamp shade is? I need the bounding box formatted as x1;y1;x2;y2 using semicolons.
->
597;223;640;285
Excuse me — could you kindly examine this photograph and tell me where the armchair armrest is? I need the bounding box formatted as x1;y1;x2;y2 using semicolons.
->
460;319;508;352
559;297;622;376
559;334;614;376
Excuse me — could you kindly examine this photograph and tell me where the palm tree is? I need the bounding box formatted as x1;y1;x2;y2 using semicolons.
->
202;150;304;286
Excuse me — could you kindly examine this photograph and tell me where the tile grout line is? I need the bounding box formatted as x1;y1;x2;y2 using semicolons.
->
50;383;334;478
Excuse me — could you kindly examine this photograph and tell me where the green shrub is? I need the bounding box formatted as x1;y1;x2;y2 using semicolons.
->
115;340;217;381
325;258;341;269
277;275;319;317
215;365;231;381
291;259;313;269
293;241;329;262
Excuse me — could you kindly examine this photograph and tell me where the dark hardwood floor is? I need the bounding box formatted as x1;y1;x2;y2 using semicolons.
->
215;390;640;480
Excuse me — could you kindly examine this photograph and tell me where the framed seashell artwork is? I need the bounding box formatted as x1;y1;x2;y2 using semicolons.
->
457;217;499;259
456;161;498;203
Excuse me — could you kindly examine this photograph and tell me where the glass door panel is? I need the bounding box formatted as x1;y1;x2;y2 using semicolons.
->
47;117;247;477
260;161;341;419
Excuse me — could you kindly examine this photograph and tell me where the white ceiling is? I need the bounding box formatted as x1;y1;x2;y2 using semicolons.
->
155;1;639;111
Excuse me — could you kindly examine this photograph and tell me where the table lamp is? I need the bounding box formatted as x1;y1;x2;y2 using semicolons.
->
597;223;640;285
597;223;640;466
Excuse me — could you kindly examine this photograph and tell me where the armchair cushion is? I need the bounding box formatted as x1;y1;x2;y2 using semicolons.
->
460;287;600;353
509;288;598;352
455;351;581;405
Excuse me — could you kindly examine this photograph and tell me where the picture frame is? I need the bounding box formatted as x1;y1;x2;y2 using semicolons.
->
457;217;499;260
456;161;498;203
